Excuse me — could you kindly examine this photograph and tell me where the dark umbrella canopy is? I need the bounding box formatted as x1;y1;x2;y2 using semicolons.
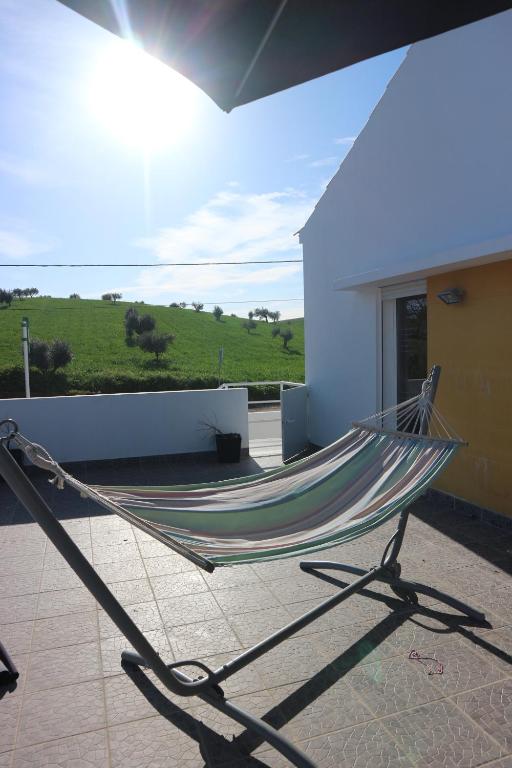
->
58;0;512;111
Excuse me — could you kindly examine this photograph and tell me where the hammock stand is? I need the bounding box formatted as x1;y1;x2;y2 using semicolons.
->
0;366;485;768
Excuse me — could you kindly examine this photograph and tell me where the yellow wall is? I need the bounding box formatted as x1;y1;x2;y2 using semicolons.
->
427;258;512;517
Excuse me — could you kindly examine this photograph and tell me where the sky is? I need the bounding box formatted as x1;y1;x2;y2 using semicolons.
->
0;0;407;318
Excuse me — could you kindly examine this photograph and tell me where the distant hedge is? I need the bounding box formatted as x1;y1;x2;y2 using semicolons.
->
0;365;220;398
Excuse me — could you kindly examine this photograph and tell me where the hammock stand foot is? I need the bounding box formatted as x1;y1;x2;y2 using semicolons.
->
299;561;486;622
300;505;485;624
120;652;315;768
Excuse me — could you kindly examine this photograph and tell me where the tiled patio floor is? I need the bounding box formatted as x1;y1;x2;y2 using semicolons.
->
0;443;511;768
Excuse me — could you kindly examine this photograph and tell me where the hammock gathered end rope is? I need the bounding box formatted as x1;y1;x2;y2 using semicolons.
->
3;370;464;573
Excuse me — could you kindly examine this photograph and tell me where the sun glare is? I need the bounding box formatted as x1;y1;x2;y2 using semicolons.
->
89;41;198;151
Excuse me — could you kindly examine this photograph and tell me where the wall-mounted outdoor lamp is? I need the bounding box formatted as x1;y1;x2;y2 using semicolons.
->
437;288;465;305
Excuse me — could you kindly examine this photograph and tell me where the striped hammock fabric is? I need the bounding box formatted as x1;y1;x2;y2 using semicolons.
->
86;426;461;569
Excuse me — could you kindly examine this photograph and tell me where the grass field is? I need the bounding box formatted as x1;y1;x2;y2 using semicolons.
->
0;298;304;397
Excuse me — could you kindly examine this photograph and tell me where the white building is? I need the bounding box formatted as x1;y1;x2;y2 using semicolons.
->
300;11;512;518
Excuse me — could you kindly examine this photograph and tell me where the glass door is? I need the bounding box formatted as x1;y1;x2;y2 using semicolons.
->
381;282;428;420
396;295;427;402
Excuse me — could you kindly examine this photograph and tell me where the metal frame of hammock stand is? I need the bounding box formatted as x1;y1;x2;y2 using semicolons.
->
0;372;486;768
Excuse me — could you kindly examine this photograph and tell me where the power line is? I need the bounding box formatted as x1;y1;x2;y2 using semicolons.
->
200;298;302;305
0;259;303;268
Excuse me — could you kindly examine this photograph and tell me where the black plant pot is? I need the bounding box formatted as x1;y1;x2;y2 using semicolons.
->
216;433;241;463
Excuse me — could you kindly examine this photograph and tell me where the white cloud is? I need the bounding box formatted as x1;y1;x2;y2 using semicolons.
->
334;136;356;145
123;188;313;307
0;227;53;259
0;153;47;185
287;153;310;162
308;156;338;168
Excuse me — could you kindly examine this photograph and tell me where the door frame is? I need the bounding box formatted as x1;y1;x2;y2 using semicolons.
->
378;279;427;411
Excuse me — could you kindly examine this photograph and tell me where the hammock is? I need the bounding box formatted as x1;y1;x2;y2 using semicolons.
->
7;370;463;572
0;366;485;768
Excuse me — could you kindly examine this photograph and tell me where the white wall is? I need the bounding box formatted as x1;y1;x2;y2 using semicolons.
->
301;11;512;446
0;388;248;463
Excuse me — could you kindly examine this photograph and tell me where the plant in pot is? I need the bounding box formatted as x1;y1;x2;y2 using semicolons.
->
201;421;242;463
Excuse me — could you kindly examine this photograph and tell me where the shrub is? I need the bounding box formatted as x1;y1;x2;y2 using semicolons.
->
280;328;294;349
248;310;254;320
192;302;204;312
0;289;13;307
124;307;139;338
137;331;175;361
50;339;73;370
271;325;281;339
102;293;112;301
138;314;156;333
169;302;180;308
69;293;81;299
242;319;257;334
29;339;51;373
30;338;73;373
213;305;224;321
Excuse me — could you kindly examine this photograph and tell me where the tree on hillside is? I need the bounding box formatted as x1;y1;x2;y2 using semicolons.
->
124;307;140;338
248;310;254;320
102;292;122;303
69;293;81;299
169;302;180;308
50;339;73;370
137;331;175;362
280;327;294;349
29;339;51;373
254;307;269;322
213;305;224;321
138;314;156;333
124;308;155;339
25;288;39;298
0;289;13;307
29;338;73;373
192;301;204;312
12;288;24;300
271;325;281;339
242;319;257;334
179;301;187;309
268;310;281;323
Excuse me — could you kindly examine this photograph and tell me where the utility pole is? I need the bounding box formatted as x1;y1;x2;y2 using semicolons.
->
21;317;30;398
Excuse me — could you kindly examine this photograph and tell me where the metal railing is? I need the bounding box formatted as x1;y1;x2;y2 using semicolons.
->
219;380;305;407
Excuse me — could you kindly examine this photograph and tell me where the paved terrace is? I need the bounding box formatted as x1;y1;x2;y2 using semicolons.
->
1;441;511;768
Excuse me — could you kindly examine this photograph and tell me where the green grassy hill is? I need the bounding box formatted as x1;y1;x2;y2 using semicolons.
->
0;298;304;397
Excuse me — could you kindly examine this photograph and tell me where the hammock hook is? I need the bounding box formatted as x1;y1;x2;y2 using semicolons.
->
0;419;19;442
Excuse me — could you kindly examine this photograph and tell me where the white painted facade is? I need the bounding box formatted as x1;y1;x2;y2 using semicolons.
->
0;388;248;463
300;11;512;447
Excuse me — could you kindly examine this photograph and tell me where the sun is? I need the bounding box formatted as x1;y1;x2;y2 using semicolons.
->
88;40;199;151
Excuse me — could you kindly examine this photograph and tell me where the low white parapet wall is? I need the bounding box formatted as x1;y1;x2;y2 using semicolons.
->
0;388;248;463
